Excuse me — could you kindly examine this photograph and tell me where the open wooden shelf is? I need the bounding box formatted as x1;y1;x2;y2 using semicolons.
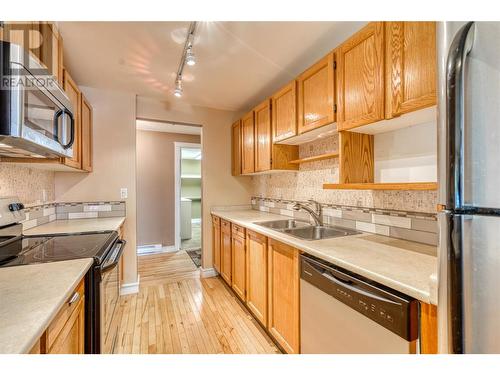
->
322;182;438;191
289;152;339;165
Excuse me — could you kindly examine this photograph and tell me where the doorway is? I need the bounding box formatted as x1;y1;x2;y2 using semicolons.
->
175;142;202;267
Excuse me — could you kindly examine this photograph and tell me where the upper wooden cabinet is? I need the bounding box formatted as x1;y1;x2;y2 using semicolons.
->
385;22;437;118
272;81;297;142
81;94;93;172
297;52;335;134
337;22;385;131
241;111;255;174
231;120;242;176
254;99;272;172
63;69;82;170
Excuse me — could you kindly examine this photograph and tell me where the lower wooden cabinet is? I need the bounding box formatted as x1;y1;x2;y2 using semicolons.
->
267;239;300;354
28;278;85;354
212;215;221;273
220;220;232;284
420;302;438;354
246;230;268;327
231;224;246;301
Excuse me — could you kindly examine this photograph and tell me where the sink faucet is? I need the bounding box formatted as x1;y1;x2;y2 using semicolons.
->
292;200;323;226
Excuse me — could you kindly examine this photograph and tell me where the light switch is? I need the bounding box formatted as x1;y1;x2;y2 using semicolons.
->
120;188;128;199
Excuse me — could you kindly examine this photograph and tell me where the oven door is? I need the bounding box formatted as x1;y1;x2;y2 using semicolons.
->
99;239;126;354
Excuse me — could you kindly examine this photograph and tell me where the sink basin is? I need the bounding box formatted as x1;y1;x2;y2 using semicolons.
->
256;219;311;230
282;226;360;241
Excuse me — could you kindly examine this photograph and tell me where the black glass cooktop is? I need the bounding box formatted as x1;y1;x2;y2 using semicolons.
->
0;231;117;267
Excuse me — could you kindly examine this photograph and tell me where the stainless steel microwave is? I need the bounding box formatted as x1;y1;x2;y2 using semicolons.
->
0;41;74;158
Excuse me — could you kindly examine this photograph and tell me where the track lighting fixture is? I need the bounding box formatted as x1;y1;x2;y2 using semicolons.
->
185;47;196;66
172;22;197;98
174;78;183;98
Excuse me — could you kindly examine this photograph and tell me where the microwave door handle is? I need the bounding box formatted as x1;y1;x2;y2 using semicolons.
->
446;22;475;211
60;110;75;150
101;240;126;272
52;109;63;144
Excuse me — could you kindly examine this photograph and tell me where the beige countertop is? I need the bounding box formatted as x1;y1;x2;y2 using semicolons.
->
0;259;93;353
211;209;438;305
25;217;125;236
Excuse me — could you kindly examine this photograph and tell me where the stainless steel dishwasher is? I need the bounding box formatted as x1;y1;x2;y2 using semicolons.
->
300;254;418;354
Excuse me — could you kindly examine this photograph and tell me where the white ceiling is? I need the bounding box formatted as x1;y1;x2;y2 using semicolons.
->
58;21;366;112
136;119;201;135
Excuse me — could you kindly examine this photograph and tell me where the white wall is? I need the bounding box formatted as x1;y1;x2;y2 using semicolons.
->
55;86;138;285
136;97;253;270
374;122;437;183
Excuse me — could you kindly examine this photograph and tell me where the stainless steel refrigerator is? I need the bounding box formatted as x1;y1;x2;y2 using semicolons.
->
438;21;500;354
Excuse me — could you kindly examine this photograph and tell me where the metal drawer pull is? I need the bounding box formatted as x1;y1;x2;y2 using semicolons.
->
68;291;80;305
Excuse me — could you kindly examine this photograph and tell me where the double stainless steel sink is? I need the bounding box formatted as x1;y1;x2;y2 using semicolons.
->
256;219;360;241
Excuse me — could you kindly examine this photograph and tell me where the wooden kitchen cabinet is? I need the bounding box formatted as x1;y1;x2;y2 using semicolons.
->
63;69;82;170
297;52;335;134
231;224;247;301
231;120;242;176
267;239;300;354
337;22;385;131
246;230;268;327
272;80;297;142
254;99;272;172
81;94;93;172
385;22;437;118
420;302;438;354
220;220;232;284
212;215;221;273
241;111;255;174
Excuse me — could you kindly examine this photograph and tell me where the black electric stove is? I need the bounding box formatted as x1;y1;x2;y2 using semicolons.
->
0;231;118;267
0;197;126;354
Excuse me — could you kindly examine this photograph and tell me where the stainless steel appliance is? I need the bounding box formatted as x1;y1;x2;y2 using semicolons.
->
300;254;417;354
0;197;125;354
437;22;500;354
0;41;74;158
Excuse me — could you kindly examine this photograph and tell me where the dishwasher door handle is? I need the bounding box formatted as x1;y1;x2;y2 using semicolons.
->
320;271;400;305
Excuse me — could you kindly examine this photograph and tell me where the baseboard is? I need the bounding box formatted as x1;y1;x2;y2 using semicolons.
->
120;275;140;295
200;267;218;278
137;244;177;255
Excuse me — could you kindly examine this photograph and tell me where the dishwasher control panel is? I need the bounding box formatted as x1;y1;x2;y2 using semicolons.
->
300;255;418;341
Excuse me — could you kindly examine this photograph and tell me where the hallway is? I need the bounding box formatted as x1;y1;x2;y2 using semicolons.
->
113;251;280;354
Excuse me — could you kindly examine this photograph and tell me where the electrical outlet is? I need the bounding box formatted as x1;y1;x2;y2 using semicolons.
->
120;188;128;199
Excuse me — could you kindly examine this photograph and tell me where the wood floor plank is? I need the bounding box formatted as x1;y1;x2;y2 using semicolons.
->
114;250;279;354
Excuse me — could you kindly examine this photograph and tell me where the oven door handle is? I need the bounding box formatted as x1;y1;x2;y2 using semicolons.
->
101;239;126;273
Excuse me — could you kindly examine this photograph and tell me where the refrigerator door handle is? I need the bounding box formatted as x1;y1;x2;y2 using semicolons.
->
446;22;475;211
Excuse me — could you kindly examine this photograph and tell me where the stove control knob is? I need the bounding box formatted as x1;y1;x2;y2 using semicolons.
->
8;203;24;212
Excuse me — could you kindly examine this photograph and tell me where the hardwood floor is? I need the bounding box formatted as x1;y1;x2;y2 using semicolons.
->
114;251;280;354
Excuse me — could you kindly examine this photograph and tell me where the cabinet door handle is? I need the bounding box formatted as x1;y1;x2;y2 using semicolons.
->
68;291;80;305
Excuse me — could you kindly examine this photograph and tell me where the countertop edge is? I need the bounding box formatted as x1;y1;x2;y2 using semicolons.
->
211;209;436;305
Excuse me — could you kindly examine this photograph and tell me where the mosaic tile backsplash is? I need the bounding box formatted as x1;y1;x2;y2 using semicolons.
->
251;134;438;214
0;164;55;205
251;197;437;247
21;201;126;231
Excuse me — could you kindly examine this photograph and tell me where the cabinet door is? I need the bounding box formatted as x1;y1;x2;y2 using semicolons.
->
420;303;438;354
212;216;221;273
254;99;272;172
272;81;297;142
62;69;82;169
337;22;385;131
385;22;437;118
246;230;268;326
81;94;93;172
241;111;255;174
297;52;335;134
267;239;300;354
231;120;242;176
220;220;232;284
49;298;85;354
231;234;246;301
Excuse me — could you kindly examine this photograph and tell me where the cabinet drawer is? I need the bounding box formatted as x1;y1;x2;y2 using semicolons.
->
231;223;246;238
212;215;220;226
221;219;231;234
46;278;85;350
